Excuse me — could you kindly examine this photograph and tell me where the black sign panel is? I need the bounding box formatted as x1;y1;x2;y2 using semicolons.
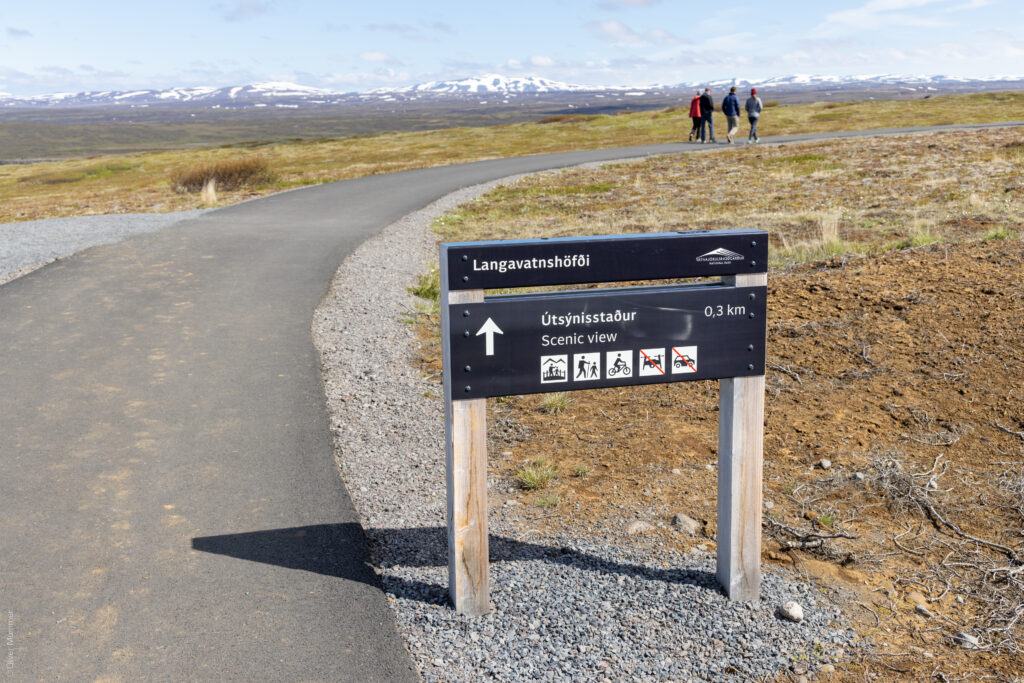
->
443;229;767;291
449;284;766;399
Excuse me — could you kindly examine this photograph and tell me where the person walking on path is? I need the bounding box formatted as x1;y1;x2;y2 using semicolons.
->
699;87;715;143
688;91;702;141
745;87;764;143
722;86;741;143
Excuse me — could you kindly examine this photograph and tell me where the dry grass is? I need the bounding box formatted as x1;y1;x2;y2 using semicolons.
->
407;125;1024;679
430;126;1024;263
1;91;1021;224
170;155;274;193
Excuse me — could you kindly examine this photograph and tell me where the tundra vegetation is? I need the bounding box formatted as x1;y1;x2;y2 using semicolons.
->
409;123;1024;680
1;91;1022;224
6;89;1024;680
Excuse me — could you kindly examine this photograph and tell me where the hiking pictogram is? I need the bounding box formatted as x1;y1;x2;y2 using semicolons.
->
573;353;601;381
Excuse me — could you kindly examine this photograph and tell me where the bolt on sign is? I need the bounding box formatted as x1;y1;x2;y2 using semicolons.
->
440;230;768;615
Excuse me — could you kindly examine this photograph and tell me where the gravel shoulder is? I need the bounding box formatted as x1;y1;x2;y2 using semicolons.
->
1;172;857;681
0;210;209;285
312;173;857;682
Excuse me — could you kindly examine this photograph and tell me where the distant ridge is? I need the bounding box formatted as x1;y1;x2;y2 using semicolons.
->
2;73;1022;109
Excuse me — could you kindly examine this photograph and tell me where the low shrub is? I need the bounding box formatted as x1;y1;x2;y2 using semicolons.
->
516;459;558;490
408;268;441;301
539;392;572;414
171;155;274;193
537;114;601;124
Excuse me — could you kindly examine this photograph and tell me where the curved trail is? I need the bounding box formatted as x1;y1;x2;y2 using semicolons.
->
0;122;1020;680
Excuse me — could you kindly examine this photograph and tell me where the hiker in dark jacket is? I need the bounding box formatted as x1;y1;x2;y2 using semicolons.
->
688;91;702;141
699;87;715;143
722;86;741;143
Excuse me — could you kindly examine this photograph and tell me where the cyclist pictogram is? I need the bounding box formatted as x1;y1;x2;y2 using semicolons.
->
604;350;633;378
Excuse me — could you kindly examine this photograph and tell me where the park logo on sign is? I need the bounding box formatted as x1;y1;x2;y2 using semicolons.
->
696;248;745;264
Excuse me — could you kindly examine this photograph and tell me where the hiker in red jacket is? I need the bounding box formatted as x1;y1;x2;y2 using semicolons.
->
688;91;702;142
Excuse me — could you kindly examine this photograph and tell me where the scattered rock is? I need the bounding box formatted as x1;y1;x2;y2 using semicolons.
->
671;468;682;475
853;472;866;481
705;463;715;471
817;458;832;470
763;499;774;510
670;513;700;536
819;664;836;674
791;661;808;675
625;520;655;535
955;632;981;649
778;601;805;623
914;604;933;619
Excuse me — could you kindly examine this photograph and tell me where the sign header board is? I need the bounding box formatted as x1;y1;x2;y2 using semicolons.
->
449;283;766;399
443;229;767;291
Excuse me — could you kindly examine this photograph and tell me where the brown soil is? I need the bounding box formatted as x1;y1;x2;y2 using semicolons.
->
475;237;1024;680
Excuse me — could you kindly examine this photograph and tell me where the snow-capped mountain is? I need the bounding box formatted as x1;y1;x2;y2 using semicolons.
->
1;73;1021;109
686;73;1024;90
0;81;348;108
383;74;616;95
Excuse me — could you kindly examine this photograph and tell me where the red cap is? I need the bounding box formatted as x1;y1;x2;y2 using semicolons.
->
751;88;757;95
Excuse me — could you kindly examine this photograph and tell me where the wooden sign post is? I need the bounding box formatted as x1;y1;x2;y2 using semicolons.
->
443;288;491;616
440;231;768;614
716;272;767;602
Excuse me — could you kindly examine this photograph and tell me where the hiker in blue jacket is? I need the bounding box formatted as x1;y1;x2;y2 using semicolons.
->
722;86;741;143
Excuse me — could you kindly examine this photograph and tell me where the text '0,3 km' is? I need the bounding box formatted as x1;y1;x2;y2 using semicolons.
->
440;229;768;400
439;229;769;614
449;284;767;399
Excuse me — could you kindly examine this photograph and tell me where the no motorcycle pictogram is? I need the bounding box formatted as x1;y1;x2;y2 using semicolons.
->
440;229;769;614
638;348;666;376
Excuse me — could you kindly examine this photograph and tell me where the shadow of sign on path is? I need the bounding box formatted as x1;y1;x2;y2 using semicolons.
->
193;525;719;606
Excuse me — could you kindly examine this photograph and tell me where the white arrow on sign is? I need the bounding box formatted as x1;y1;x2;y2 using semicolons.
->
475;317;503;356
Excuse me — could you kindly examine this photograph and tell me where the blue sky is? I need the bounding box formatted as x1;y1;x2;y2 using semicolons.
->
1;0;1021;96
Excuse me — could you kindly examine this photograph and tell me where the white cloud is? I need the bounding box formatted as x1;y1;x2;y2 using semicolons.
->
365;20;454;42
360;51;395;63
817;0;955;35
6;27;32;38
215;1;273;22
596;0;661;8
587;19;678;45
530;55;556;67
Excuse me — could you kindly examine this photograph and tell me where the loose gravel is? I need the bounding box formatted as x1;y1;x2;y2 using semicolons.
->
1;178;860;681
0;210;209;285
312;174;860;682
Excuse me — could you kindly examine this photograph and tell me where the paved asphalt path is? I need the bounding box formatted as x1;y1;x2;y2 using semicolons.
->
1;121;1020;681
